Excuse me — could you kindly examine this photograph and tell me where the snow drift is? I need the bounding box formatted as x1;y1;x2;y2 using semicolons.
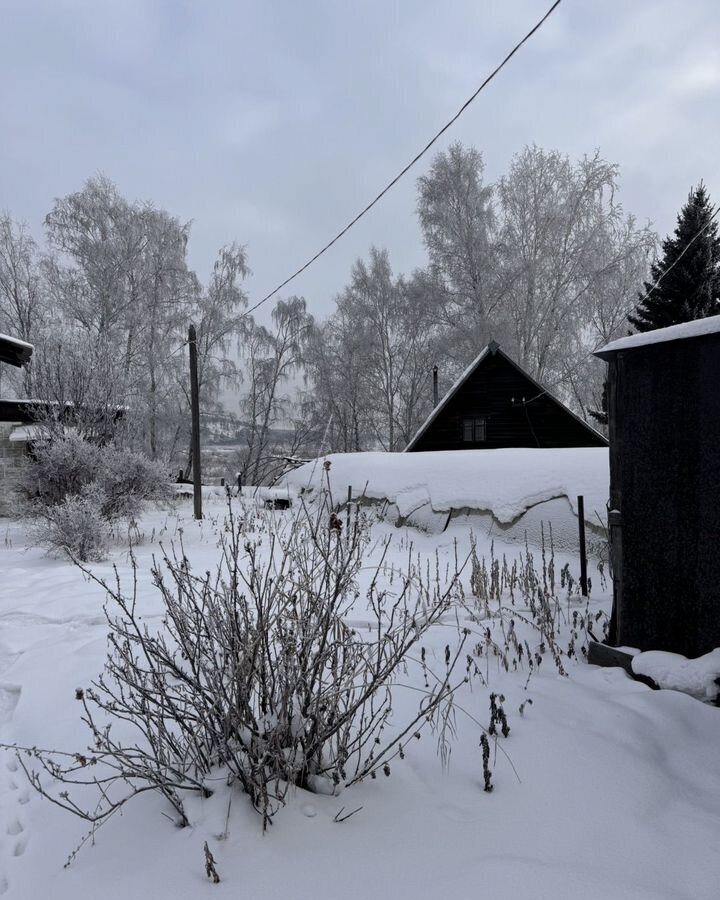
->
632;649;720;702
283;448;609;547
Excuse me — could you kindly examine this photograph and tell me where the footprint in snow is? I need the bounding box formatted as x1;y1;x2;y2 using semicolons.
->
0;686;21;726
0;733;29;896
7;779;29;806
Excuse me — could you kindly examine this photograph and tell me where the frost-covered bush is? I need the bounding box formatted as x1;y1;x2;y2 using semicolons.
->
15;493;470;836
21;432;102;509
95;445;170;520
22;432;169;525
34;484;111;562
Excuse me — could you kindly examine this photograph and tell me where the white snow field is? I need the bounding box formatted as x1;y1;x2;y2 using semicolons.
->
0;491;719;900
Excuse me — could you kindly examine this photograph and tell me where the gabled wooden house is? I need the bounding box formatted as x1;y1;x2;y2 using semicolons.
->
405;342;607;452
595;315;720;658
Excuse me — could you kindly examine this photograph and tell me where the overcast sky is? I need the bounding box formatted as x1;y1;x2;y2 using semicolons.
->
1;0;719;321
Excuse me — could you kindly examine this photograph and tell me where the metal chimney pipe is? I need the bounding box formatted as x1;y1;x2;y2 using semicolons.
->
432;365;439;408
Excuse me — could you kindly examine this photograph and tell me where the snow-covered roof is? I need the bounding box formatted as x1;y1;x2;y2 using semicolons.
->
9;425;42;444
283;447;609;526
9;424;47;443
0;332;33;351
595;314;720;358
0;332;34;368
405;342;606;451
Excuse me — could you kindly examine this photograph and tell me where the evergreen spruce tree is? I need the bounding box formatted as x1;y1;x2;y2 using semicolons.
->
629;183;720;332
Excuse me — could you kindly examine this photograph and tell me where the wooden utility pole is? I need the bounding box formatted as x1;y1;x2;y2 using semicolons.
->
188;324;202;520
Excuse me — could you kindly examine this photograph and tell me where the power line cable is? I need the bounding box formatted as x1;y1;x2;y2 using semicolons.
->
168;193;720;380
276;108;718;365
245;0;563;318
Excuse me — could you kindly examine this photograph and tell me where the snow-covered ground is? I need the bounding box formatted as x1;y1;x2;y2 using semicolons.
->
0;494;719;900
633;649;720;702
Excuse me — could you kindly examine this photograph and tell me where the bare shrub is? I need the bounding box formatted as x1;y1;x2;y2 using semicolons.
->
34;484;110;562
95;445;170;520
21;432;169;536
20;431;101;508
10;491;471;839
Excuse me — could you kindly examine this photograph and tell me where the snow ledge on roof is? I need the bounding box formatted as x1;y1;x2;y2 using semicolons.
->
596;314;720;356
0;332;34;351
282;448;609;526
9;425;47;442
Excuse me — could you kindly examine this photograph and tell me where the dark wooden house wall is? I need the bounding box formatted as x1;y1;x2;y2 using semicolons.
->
409;352;607;451
0;400;126;426
0;400;42;424
606;334;720;658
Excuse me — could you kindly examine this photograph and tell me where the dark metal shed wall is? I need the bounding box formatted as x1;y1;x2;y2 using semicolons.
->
609;335;720;657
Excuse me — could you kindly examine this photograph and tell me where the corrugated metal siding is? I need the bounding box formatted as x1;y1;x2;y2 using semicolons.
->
608;334;720;657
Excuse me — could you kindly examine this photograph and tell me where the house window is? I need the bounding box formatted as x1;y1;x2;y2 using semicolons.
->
462;416;487;443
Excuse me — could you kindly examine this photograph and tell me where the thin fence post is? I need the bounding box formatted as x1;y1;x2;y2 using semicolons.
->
578;494;588;597
346;485;352;543
188;324;202;521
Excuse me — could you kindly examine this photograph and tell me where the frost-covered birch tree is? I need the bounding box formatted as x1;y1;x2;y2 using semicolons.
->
304;306;369;453
0;213;45;394
415;143;654;419
43;178;193;455
417;143;506;366
238;296;312;484
40;177;251;464
314;248;437;451
497;147;653;385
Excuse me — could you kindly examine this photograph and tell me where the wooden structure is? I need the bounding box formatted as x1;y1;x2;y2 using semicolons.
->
0;334;33;516
0;333;33;369
406;342;607;452
0;398;124;516
595;316;720;658
0;399;46;424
